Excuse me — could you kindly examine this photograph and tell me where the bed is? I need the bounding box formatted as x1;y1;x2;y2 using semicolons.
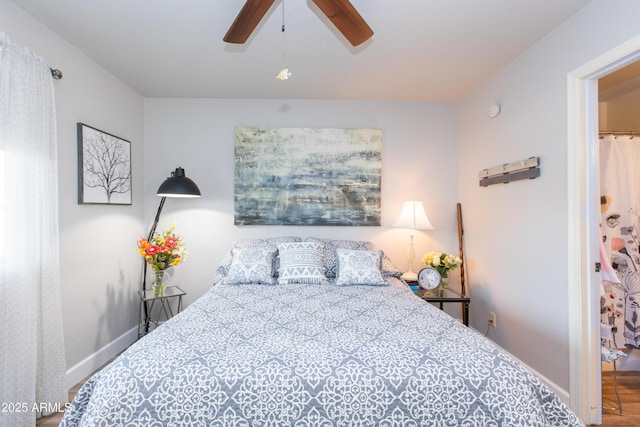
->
61;237;584;426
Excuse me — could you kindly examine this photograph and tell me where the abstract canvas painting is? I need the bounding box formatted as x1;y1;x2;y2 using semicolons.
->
234;127;382;226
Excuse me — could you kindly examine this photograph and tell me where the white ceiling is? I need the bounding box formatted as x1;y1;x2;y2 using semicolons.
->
10;0;592;101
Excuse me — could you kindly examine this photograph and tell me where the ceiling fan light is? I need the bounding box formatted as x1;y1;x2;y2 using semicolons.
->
276;68;291;80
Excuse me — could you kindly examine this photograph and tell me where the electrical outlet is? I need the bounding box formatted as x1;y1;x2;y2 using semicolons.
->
489;311;497;327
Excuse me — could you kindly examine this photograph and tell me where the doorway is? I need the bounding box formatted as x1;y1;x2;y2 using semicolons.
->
567;34;640;425
598;65;640;373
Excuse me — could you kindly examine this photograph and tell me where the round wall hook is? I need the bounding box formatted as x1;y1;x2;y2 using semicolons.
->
488;102;501;118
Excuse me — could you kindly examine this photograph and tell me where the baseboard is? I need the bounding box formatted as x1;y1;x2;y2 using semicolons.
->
515;354;570;404
471;327;570;404
64;326;138;390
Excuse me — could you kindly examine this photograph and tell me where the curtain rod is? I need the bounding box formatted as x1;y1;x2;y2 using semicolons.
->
50;68;62;80
599;131;640;135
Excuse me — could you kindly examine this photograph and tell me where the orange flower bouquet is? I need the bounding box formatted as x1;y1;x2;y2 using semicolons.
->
137;223;187;295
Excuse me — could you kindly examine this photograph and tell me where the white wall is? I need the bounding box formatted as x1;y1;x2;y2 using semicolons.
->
143;99;461;305
458;0;640;392
0;0;144;386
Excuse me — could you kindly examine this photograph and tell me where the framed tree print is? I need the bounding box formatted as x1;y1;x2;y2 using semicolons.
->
77;123;132;205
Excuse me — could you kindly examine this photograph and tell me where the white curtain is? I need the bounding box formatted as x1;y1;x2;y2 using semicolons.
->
0;33;67;426
599;134;640;349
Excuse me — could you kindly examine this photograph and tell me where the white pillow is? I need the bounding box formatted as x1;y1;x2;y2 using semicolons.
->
335;248;387;286
278;242;328;285
222;248;276;285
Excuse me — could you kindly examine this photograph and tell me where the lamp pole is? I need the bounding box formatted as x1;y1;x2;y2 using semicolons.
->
142;196;167;294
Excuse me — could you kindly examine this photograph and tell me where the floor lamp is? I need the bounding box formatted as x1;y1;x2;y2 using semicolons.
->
142;167;200;329
393;200;434;281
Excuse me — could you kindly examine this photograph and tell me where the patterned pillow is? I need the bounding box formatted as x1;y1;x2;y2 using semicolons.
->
380;255;403;278
277;242;328;285
213;236;302;284
335;248;388;286
222;248;277;285
304;237;375;278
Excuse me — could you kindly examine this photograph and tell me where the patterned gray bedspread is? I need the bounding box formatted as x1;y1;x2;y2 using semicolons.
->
61;280;584;426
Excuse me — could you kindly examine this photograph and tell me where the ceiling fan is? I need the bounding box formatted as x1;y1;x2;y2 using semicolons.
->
223;0;374;47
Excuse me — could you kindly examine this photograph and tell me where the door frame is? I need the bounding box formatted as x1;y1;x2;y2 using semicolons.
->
567;34;640;424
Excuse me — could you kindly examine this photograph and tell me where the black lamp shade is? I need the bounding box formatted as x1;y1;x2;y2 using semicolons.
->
156;167;201;198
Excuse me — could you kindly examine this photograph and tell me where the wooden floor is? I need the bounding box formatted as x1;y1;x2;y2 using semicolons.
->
35;380;82;426
594;371;640;426
37;368;640;426
35;356;116;427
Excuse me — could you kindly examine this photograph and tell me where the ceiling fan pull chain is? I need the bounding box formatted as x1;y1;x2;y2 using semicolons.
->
280;26;286;71
276;0;291;80
281;0;286;69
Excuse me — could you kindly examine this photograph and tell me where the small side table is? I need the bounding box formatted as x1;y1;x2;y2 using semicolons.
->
414;287;470;326
138;285;186;338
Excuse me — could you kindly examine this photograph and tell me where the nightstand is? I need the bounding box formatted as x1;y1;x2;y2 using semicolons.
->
138;285;186;338
414;287;470;326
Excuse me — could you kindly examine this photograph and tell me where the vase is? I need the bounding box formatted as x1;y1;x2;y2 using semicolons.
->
152;270;167;297
439;271;449;290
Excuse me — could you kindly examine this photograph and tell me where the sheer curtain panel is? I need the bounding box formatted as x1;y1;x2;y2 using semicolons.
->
0;33;67;426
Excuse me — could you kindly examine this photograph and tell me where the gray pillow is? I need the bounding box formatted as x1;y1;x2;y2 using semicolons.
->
303;237;402;279
222;248;277;285
303;237;374;278
213;236;302;284
335;249;387;286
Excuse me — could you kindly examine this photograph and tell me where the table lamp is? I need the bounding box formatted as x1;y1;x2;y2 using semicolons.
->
393;200;434;280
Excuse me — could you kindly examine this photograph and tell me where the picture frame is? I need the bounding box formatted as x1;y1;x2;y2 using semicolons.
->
77;123;132;205
234;126;382;226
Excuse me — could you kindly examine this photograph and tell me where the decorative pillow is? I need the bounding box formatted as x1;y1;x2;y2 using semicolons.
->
335;248;388;286
304;237;375;278
381;255;403;278
222;248;277;285
213;236;301;283
277;242;328;285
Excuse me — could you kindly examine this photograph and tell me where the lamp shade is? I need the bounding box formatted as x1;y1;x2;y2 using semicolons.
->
392;200;434;230
156;167;201;198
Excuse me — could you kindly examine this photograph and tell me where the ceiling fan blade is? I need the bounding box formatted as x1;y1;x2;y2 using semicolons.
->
311;0;373;46
223;0;277;44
